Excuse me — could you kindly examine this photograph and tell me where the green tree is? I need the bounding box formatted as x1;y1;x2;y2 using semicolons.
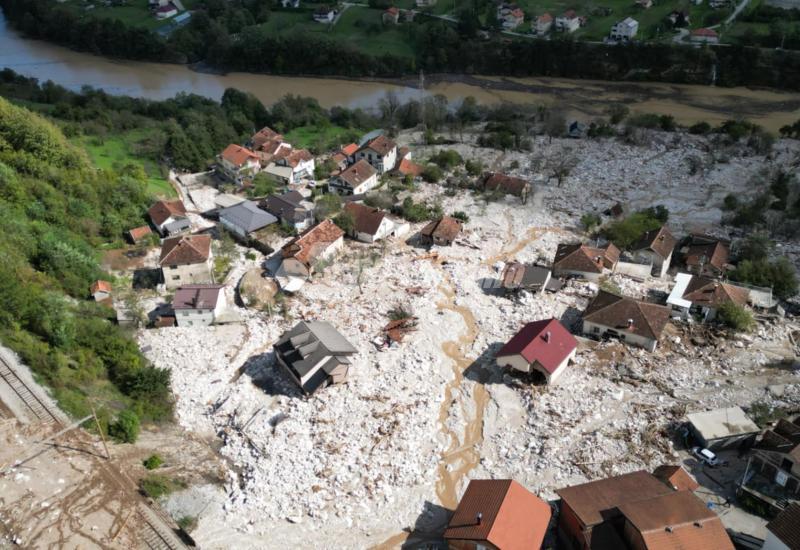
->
717;302;755;332
109;410;140;443
249;172;277;197
314;193;342;220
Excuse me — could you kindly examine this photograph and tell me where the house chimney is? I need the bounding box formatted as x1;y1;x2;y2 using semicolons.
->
544;331;551;343
665;526;673;533
627;318;634;329
693;522;703;528
476;513;483;525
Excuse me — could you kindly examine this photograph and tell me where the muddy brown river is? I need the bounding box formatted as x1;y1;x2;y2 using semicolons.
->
2;10;800;131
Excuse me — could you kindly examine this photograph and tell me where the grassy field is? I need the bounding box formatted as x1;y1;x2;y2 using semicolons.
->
59;0;199;31
330;7;416;57
79;129;176;199
285;124;362;151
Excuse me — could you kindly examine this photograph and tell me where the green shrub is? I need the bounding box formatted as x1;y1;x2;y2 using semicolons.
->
244;251;256;261
729;257;798;299
109;410;140;444
429;149;463;170
143;454;164;470
581;212;601;232
139;474;186;500
451;211;469;223
465;159;483;176
421;164;443;183
717;301;755;332
689;121;711;135
603;207;669;249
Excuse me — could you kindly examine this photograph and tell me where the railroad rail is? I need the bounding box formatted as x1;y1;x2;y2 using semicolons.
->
0;354;65;425
138;503;188;550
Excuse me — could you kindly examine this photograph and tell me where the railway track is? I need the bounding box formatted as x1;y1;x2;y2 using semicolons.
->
0;354;64;425
138;503;188;550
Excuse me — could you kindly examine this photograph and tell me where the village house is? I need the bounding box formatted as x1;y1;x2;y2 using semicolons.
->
416;0;436;6
652;464;700;492
499;262;555;294
251;126;282;150
552;242;620;282
219;200;277;238
581;290;671;352
127;225;153;245
277;219;344;282
273;320;357;394
158;234;213;289
764;504;800;550
261;191;314;232
667;274;750;321
383;6;399;24
343;202;407;243
687;406;760;450
329;159;378;195
630;225;676;278
681;234;730;276
90;280;112;302
498;4;525;29
742;418;800;514
420;216;463;247
313;6;336;22
274;149;315;183
255;138;293;166
330;143;359;173
691;27;719;43
390;157;425;180
443;479;551;550
482;172;531;203
148;199;188;237
610;16;638;41
155;3;178;19
495;318;578;384
172;284;226;327
217;144;261;186
555;9;581;32
354;134;397;174
536;13;553;33
281;0;299;7
556;470;733;550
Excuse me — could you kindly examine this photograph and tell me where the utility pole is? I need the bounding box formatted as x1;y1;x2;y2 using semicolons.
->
91;403;111;460
420;69;428;145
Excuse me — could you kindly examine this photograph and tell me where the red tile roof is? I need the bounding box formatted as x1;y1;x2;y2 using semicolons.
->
281;219;344;267
282;148;314;168
159;234;212;266
344;202;386;237
553;243;619;273
128;225;153;243
767;503;800;550
682;276;749;308
91;280;112;294
631;226;676;260
619;491;734;550
583;290;671;341
341;143;359;156
362;135;397;156
496;318;577;374
420;216;463;243
148;199;186;227
220;144;259;167
692;27;718;37
337;160;377;188
483;173;530;197
652;464;700;492
251;126;282;149
444;480;551;550
385;6;399;15
173;284;225;310
685;240;729;272
394;158;424;177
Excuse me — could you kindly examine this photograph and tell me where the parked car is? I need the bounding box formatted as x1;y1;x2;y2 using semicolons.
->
692;446;720;467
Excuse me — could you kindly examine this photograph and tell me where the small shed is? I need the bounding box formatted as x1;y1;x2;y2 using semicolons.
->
686;407;760;450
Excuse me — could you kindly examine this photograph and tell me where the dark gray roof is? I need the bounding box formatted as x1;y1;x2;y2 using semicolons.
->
262;192;312;224
220;200;277;233
163;217;191;235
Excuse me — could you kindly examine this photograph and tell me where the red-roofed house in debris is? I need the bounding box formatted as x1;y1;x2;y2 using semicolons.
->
495;318;578;384
159;234;213;289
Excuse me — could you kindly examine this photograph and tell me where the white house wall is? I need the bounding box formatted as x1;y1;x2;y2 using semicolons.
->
582;320;658;352
162;261;213;289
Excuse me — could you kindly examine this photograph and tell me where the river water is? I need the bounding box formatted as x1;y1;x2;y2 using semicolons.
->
2;10;800;130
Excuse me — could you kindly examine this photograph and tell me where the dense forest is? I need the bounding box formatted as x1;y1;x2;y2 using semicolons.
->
3;0;800;89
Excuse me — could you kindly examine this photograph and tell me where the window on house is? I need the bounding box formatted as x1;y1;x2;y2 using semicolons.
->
592;326;599;334
781;458;793;472
172;276;180;281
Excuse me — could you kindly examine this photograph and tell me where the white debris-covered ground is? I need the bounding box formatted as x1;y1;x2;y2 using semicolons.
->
140;133;800;549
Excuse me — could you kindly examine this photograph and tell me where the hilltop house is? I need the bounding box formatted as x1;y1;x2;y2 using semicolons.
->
219;200;277;238
354;135;397;174
274;321;357;394
443;479;552;550
261;191;314;232
556;470;733;550
552;242;620;281
420;216;463;246
556;9;581;32
495;319;577;384
630;226;676;278
536;13;553;33
277;219;344;282
343;202;406;243
148;199;188;237
158;234;213;289
172;284;226;327
482;172;531;203
610;16;638;40
667;274;750;321
581;290;671;352
217;144;260;185
251;126;282;150
329;160;378;195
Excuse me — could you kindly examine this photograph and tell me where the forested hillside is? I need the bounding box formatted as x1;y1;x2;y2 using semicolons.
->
0;96;172;423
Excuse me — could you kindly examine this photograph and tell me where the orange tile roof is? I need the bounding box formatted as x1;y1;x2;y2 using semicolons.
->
341;143;359;156
281;219;344;267
583;290;671;341
220;144;259;167
682;276;749;308
483;173;530;197
421;216;463;243
394;158;424;177
128;225;153;242
362;135;396;156
553;243;618;273
148;199;186;226
159;234;212;266
251;126;282;149
652;464;700;492
91;280;112;294
538;12;553;21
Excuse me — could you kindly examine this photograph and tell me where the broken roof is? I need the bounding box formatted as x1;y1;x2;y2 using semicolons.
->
619;491;734;550
496;319;577;374
220;200;277;233
172;284;225;310
420;216;463;242
553;243;619;273
281;219;344;267
767;503;800;550
583;290;671;341
443;479;551;550
631;226;676;260
682;276;749;308
556;470;673;528
159;234;211;266
685;240;729;271
652;464;700;492
344;202;386;236
501;262;550;289
483;173;530;197
686;407;760;442
148;199;187;227
336;160;377;189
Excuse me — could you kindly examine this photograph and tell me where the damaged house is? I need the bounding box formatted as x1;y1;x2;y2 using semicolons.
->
552;243;620;282
172;284;226;327
741;416;800;512
581;290;671;352
159;234;213;289
343;202;407;243
630;225;676;278
681;234;731;277
274;321;357;394
499;262;555;294
668;274;750;322
420;216;463;247
481;172;532;203
277;219;344;284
